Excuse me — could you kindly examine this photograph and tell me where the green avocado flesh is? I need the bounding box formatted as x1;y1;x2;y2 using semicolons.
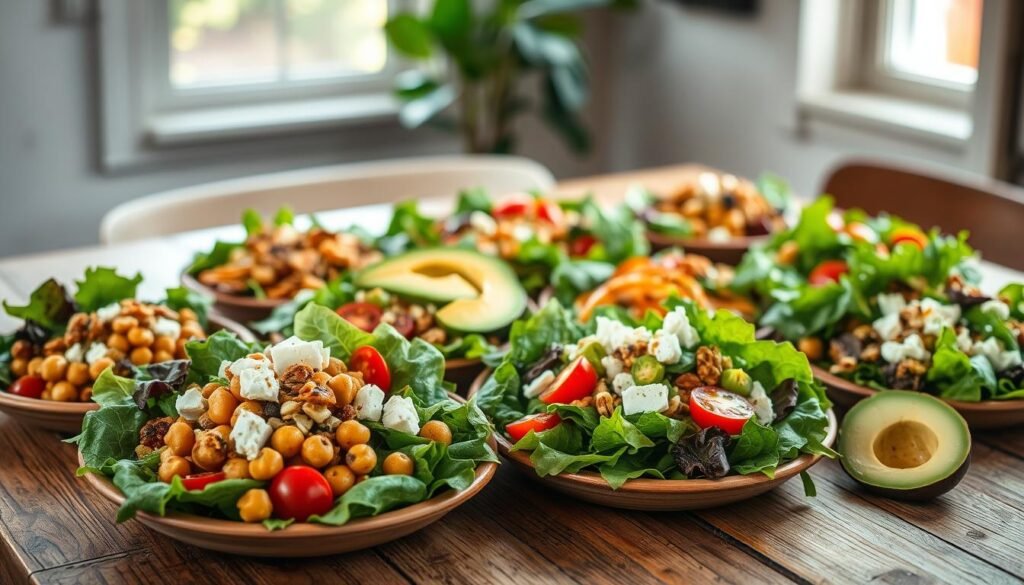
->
839;391;970;500
355;248;528;333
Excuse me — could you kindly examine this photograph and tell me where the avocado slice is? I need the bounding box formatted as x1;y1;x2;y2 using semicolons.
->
839;391;970;501
355;248;528;334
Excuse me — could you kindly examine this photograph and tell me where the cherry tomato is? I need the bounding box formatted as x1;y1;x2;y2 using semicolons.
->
844;221;878;243
534;199;565;226
569;234;598;257
181;471;225;491
390;313;416;339
539;357;598;404
889;227;928;250
826;212;845;232
268;465;334;522
492;195;533;218
505;413;562;443
9;375;45;399
336;302;383;333
350;345;391;391
689;386;755;435
808;260;848;286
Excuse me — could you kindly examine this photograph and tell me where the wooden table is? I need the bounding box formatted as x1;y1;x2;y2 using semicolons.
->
2;166;1023;585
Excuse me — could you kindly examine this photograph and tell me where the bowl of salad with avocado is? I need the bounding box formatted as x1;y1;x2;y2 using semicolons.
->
468;299;836;511
251;248;530;390
0;267;250;432
74;303;497;557
733;197;1024;428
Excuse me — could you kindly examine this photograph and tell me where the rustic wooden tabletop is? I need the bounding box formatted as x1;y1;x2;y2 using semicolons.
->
1;166;1022;585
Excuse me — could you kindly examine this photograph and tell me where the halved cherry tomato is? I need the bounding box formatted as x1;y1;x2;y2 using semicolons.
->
181;471;225;491
268;465;334;522
505;413;562;443
689;386;755;435
336;302;383;333
570;234;598;257
808;260;848;286
889;227;928;250
844;221;878;243
390;313;416;339
492;195;533;218
534;199;565;226
539;357;598;404
350;345;391;391
9;375;44;399
826;212;845;232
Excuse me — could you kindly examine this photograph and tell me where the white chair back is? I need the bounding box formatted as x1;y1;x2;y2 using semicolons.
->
100;155;555;243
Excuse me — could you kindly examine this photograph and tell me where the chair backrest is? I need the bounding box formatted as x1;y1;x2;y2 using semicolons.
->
100;155;556;244
821;160;1024;271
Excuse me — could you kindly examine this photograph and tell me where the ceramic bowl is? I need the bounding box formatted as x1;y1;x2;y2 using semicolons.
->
0;314;254;434
813;365;1024;430
445;357;486;394
646;231;770;265
181;272;286;324
79;393;498;557
467;369;838;511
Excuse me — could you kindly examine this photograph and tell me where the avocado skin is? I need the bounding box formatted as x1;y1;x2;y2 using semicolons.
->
841;451;971;501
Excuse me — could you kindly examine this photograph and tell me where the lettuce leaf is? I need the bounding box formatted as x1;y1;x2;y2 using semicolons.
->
187;241;242;275
162;286;212;328
3;278;75;331
73;267;143;313
184;330;262;384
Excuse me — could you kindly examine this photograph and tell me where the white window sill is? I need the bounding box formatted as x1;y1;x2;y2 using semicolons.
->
797;90;972;150
146;93;401;146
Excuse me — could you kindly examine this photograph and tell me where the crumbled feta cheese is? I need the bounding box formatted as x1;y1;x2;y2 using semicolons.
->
707;227;731;242
749;381;773;425
230;409;272;461
601;356;624;379
523;370;555;399
227;357;262;377
621;383;669;416
217;360;231;379
920;298;961;336
353;384;385;421
872;313;902;341
980;299;1011;321
153;317;182;339
661;307;700;349
649;330;683;364
469;211;498;237
175;387;208;421
594;317;652;353
876;293;907;316
611;372;636;395
512;224;534;242
697;172;721;199
956;328;974;353
267;336;330;375
381;395;420;435
64;343;85;363
239;360;280;402
85;342;109;365
95;303;121;323
970;337;1022;372
881;334;930;363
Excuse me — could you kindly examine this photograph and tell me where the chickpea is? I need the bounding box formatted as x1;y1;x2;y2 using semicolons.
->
179;308;198;322
222;457;251;480
798;337;824;361
175;338;188;358
40;389;52;401
89;357;115;380
27;357;44;377
324;465;356;497
335;420;370;450
419;420;453;446
324;357;346;376
301;435;335;469
130;347;153;366
312;371;332;386
181;323;204;340
164;421;196;456
229;376;244;401
159;456;191;483
191;431;228;471
231;401;264;426
66;362;90;386
78;387;93;402
207;388;238;425
111;315;138;334
212;425;233;443
127;326;155;347
237;488;273;523
248;448;284;480
51;381;78;402
107;333;130;353
383;452;415;476
153;350;174;363
160;446;176;463
201;382;221;398
346;444;377;475
271;425;305;458
328;374;359;406
40;355;69;383
250;265;276;285
10;358;27;377
154;335;176;354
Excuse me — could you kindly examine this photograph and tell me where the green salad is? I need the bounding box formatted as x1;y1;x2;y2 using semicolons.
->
474;298;835;490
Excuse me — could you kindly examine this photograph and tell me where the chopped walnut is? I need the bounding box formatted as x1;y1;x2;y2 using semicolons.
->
860;344;881;363
298;381;336;407
594;391;617;417
829;356;857;375
662;395;688;419
674;372;702;392
696;346;723;386
139;416;174;449
281;363;315;393
570;396;594;408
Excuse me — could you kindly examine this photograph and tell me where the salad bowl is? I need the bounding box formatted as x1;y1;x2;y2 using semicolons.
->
646;232;768;266
182;271;286;324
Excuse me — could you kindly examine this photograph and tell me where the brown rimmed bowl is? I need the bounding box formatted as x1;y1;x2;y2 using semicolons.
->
467;369;837;511
445;357;486;394
646;231;771;266
182;272;287;324
78;393;497;557
813;364;1024;430
0;314;254;434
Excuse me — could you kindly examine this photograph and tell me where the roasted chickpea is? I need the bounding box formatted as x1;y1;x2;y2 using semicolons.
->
79;387;93;402
231;400;264;426
89;357;115;380
346;444;377;475
798;337;824;361
181;323;204;340
10;358;27;377
250;265;276;285
66;362;90;386
212;424;232;443
27;357;44;378
237;488;273;523
301;435;334;468
153;350;174;363
324;357;346;376
248;447;284;480
419;420;453;446
229;376;244;401
383;452;414;476
191;431;228;471
130;347;153;365
312;371;332;386
179;308;198;322
40;389;52;401
164;421;195;456
107;333;130;353
271;425;305;458
154;335;176;354
175;338;188;358
159;456;191;483
201;382;221;398
335;420;370;449
40;355;68;382
111;315;138;334
222;457;252;480
51;381;78;402
207;388;238;425
324;465;356;496
328;374;358;406
159;446;176;463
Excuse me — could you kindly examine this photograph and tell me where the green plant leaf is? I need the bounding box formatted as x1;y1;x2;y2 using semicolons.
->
385;14;434;59
429;0;472;45
74;267;143;314
398;85;456;128
3;278;75;331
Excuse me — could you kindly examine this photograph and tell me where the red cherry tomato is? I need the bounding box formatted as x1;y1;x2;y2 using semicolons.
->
689;386;755;435
350;345;391;391
534;199;565;226
9;375;45;399
492;195;533;218
390;313;416;339
539;357;599;404
808;260;848;286
181;471;225;491
889;227;928;250
570;234;598;257
336;302;383;333
505;413;562;443
268;466;335;523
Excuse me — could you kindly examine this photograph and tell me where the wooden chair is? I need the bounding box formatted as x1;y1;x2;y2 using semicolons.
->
100;155;555;243
821;160;1024;271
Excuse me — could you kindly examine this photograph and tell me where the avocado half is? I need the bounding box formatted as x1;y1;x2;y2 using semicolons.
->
839;391;970;501
355;248;528;334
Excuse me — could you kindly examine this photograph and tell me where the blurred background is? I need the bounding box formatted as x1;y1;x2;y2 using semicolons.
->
1;0;1019;256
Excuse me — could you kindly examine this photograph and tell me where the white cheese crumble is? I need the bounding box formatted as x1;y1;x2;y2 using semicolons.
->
707;227;731;243
239;360;280;403
230;409;272;461
175;387;208;421
469;211;498;237
381;395;420;435
749;381;774;425
969;337;1022;372
594;317;652;354
661;307;700;349
956;328;974;354
267;336;330;375
880;334;930;363
152;317;182;339
64;343;85;363
872;312;902;341
919;298;961;336
353;384;385;421
95;303;122;323
85;342;109;365
217;360;232;379
980;299;1011;321
621;383;669;416
601;356;624;379
523;370;555;399
648;330;683;364
611;372;636;395
876;293;906;316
